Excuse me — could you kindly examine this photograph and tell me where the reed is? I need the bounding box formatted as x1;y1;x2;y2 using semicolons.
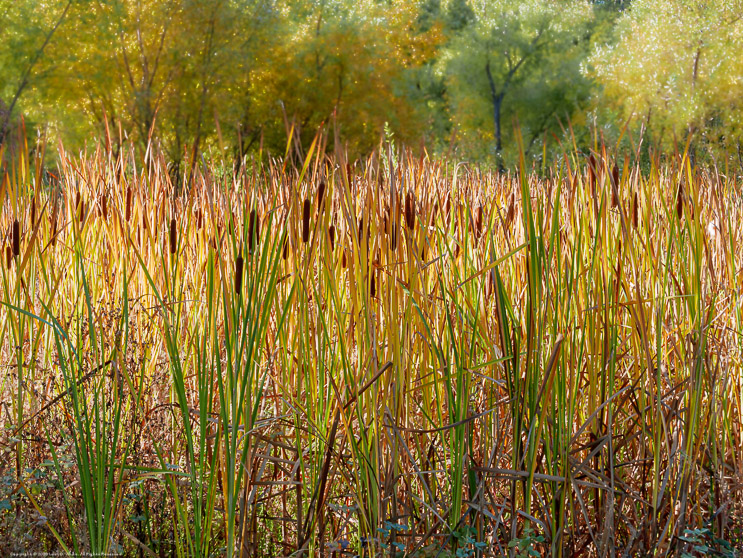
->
0;132;740;558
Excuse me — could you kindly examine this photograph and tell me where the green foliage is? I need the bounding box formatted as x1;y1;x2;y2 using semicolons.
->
439;0;594;166
2;0;743;168
589;0;743;160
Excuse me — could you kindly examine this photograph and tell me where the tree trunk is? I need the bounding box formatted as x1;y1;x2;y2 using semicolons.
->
485;58;505;171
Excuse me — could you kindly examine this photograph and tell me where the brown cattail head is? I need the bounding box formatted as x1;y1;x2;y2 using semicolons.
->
302;198;311;243
405;192;416;230
328;225;336;251
676;184;684;220
235;253;244;296
283;238;289;260
248;209;259;251
31;198;36;225
317;181;326;212
196;207;203;230
370;270;376;298
169;218;177;254
5;245;11;268
632;191;638;229
12;219;20;257
611;164;619;189
102;193;108;220
50;216;57;246
506;193;516;229
475;205;484;239
341;250;347;268
125;186;132;222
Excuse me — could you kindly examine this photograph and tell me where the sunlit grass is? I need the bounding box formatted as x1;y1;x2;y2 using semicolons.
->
0;129;741;556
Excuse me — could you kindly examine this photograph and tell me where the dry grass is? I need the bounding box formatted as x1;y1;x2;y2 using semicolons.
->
0;130;742;557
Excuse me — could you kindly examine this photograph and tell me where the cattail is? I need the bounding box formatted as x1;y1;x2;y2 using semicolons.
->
328;225;336;251
370;270;376;298
341;250;347;268
125;186;132;222
632;191;638;229
12;220;20;257
676;184;684;220
30;198;36;225
405;192;415;230
169;218;177;255
430;203;438;227
248;209;259;251
611;164;619;189
102;193;108;220
611;164;620;208
588;154;597;191
302;198;311;243
235;253;244;296
506;193;515;229
317;181;326;212
5;245;11;268
475;205;484;239
283;238;289;260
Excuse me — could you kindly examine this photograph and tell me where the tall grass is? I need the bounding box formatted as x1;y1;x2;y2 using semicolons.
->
0;129;741;557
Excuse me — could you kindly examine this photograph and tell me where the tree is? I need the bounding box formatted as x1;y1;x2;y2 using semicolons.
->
589;0;743;162
440;0;594;167
0;0;75;144
250;0;443;157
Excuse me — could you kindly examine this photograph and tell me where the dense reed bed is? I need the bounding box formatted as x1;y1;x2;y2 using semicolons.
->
0;132;741;557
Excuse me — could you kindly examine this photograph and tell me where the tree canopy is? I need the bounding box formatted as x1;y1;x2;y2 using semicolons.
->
1;0;742;169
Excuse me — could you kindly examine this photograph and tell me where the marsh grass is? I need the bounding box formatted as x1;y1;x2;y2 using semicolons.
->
0;128;741;557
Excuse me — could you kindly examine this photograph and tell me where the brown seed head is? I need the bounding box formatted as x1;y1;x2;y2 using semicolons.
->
475;205;484;239
405;192;416;230
12;219;20;257
676;184;684;220
302;198;311;243
317;181;326;211
169;218;177;254
125;187;132;222
235;253;244;296
632;191;638;229
329;225;336;251
249;209;259;251
5;245;11;269
102;193;108;220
